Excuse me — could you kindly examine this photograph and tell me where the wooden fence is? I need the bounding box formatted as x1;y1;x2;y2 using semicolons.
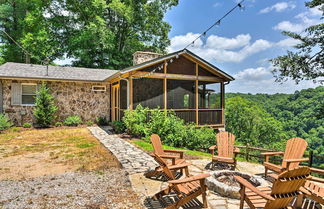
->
234;144;324;169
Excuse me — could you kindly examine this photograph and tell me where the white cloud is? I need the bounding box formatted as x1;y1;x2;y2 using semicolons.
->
168;33;272;63
276;38;301;47
259;2;296;14
273;6;322;33
206;34;251;50
213;2;222;8
227;66;322;94
273;21;304;33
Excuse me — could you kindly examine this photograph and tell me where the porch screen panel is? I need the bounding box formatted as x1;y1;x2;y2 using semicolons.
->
198;82;221;109
133;78;164;109
167;80;195;109
120;80;127;110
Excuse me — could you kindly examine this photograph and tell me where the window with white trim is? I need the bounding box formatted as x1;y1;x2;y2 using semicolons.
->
21;84;37;105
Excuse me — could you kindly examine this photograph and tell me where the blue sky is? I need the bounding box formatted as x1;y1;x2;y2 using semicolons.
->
164;0;323;94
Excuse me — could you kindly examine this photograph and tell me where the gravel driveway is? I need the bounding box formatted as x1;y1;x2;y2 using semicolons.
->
0;169;142;209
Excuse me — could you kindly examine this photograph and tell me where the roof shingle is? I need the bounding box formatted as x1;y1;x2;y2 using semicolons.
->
0;62;118;82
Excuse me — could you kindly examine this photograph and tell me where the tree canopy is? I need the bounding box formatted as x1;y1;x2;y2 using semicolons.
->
0;0;178;69
271;0;324;83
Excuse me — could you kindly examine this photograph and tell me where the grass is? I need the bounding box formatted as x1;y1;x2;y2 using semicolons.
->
0;127;120;174
131;139;211;158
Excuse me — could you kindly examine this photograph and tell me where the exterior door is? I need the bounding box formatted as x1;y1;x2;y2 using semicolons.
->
111;84;120;121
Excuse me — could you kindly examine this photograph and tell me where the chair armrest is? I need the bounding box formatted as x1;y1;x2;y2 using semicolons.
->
261;152;284;156
310;167;324;175
168;173;210;184
164;149;187;153
283;158;309;163
234;176;275;201
309;176;324;184
159;154;179;159
299;186;312;196
234;147;240;153
168;162;191;170
209;145;217;150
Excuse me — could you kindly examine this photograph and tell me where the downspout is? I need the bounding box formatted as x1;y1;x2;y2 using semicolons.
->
120;77;130;109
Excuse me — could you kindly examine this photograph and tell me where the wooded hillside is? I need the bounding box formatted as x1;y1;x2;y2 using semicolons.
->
225;86;324;167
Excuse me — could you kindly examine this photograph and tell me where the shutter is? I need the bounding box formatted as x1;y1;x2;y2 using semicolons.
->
11;83;22;105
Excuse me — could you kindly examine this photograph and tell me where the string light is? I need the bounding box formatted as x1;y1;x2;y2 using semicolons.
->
184;0;245;49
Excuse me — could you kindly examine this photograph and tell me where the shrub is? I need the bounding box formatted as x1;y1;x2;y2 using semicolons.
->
64;116;82;126
55;121;63;127
96;116;108;126
33;82;58;128
23;122;32;128
0;114;12;131
122;105;149;136
111;121;126;133
122;106;215;151
86;120;94;126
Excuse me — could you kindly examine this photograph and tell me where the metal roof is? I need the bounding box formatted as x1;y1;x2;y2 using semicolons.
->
0;62;118;82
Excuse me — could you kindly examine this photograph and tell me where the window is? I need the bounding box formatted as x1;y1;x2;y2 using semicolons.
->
133;78;164;109
22;84;37;105
92;85;106;92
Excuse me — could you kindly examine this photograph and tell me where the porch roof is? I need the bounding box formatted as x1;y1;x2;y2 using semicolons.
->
106;49;235;81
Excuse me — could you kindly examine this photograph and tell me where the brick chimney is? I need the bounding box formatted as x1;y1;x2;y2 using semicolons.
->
133;51;162;65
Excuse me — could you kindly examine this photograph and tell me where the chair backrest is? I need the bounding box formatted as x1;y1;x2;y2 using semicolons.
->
216;132;235;158
282;137;308;169
151;134;165;156
264;166;310;209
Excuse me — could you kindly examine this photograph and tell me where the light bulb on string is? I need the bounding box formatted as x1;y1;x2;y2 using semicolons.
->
238;3;245;11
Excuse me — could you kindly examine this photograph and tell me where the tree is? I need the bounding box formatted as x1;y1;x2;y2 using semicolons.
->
225;96;285;149
271;0;323;83
1;0;178;69
33;82;58;128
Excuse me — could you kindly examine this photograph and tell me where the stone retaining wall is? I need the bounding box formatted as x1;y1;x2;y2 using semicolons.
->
2;79;110;125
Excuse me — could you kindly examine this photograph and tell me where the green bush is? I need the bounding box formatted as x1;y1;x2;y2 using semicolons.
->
122;106;215;151
23;122;32;128
55;121;63;127
111;121;126;133
86;120;94;126
0;114;12;131
123;105;149;136
64;116;82;126
96;116;108;126
33;82;58;128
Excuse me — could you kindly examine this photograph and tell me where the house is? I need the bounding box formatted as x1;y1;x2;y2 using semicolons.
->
0;49;234;128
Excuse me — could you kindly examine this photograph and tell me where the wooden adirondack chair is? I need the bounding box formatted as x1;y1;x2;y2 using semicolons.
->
152;153;210;209
209;132;240;169
146;151;191;180
262;137;309;177
145;134;189;180
235;166;311;209
151;134;187;165
297;167;324;206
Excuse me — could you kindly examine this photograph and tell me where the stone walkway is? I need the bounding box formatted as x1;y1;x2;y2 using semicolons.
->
88;126;157;174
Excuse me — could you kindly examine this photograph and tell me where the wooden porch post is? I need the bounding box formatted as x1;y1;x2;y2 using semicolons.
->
195;63;199;125
164;61;167;110
129;77;133;110
221;82;225;125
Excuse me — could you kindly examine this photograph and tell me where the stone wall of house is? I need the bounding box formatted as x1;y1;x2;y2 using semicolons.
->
1;79;110;126
133;51;162;65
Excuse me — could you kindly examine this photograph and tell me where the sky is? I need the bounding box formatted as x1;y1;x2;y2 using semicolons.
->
164;0;323;94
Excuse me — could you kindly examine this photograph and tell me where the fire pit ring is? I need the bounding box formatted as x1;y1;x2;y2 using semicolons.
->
206;170;269;199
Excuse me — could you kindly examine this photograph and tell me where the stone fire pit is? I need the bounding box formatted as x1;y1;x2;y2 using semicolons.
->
206;170;269;199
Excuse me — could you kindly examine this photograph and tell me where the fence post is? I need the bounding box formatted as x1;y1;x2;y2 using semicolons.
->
309;150;313;167
245;143;250;162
